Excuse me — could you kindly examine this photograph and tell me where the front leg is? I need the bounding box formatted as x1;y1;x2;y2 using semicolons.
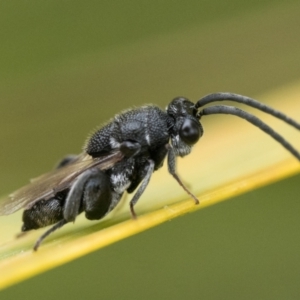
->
167;145;199;205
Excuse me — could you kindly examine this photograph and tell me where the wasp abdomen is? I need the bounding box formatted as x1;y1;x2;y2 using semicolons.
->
22;197;64;231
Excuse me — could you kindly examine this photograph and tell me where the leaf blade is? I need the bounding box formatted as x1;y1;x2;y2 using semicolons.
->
0;82;299;290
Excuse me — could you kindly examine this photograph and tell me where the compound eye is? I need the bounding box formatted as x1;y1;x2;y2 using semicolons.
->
179;118;202;145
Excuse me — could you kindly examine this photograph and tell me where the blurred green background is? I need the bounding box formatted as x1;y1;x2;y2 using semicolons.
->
1;0;300;299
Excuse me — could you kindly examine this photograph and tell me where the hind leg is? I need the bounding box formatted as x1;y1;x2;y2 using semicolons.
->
32;168;112;250
63;167;112;222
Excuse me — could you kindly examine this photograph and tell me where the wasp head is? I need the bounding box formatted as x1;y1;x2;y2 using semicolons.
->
166;97;203;157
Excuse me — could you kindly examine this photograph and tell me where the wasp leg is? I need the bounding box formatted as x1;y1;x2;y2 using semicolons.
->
55;155;78;169
127;144;168;194
82;170;112;220
64;168;112;222
150;143;169;170
119;140;141;157
167;145;200;204
33;219;67;251
32;169;111;250
129;160;155;219
16;231;28;239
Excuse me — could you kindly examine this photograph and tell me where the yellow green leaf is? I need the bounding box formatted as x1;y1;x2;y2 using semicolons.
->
0;81;299;290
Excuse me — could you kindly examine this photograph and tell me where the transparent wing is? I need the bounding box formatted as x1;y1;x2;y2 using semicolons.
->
0;151;123;215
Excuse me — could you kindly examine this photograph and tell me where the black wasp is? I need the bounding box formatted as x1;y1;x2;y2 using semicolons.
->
0;93;299;250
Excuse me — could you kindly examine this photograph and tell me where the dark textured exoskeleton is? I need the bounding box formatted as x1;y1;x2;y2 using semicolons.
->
0;93;299;250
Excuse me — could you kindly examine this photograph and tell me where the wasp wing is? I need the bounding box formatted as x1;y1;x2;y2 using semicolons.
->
0;151;123;215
